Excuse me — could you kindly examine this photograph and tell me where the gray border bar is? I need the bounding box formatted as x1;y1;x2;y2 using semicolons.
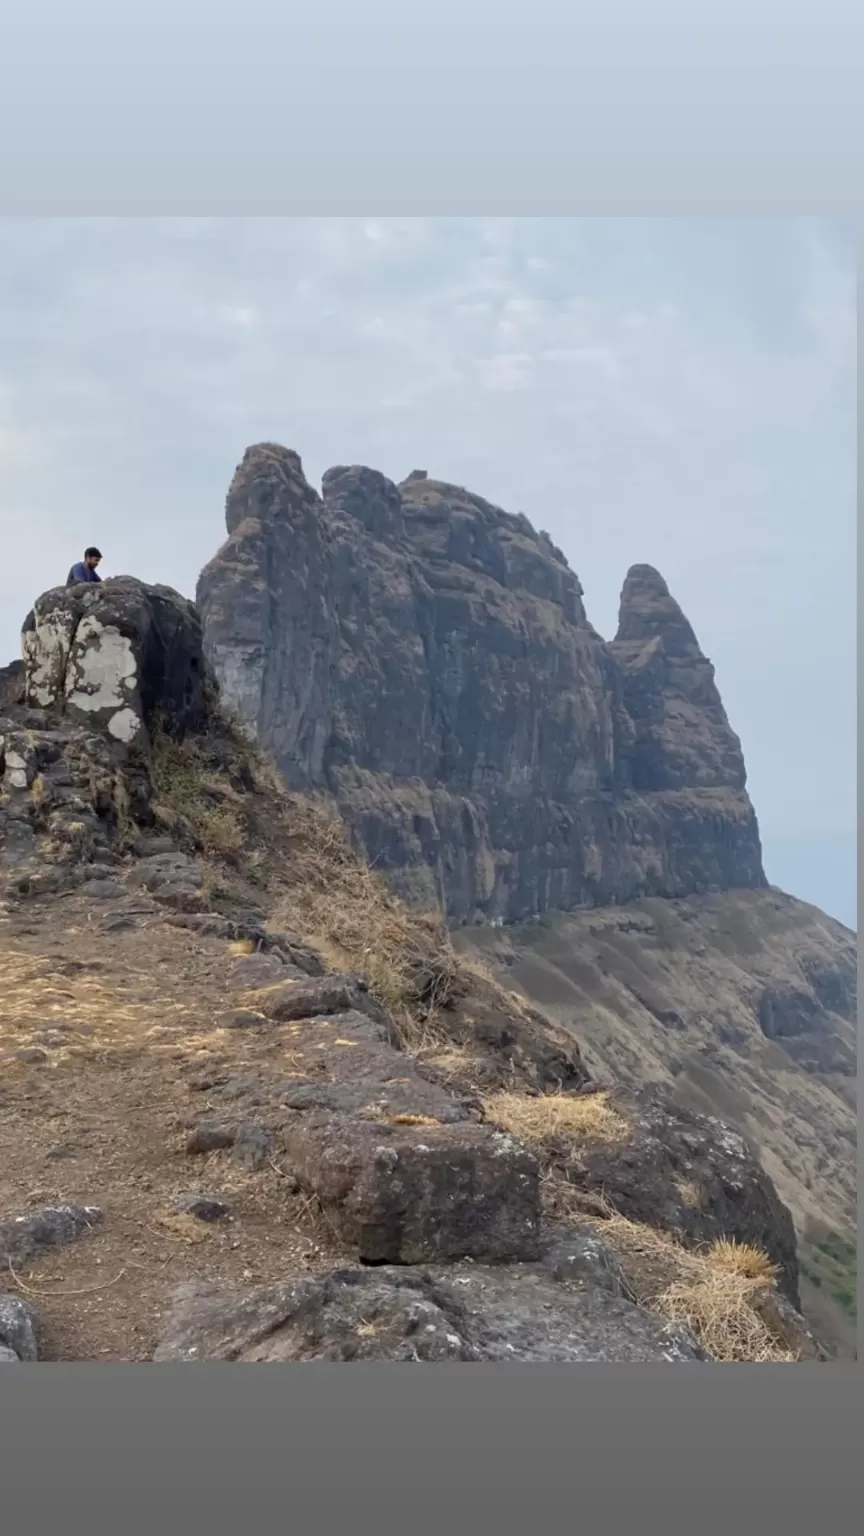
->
0;0;859;1518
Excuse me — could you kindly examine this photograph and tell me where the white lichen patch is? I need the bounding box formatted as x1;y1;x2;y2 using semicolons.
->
3;748;31;791
107;707;142;742
23;611;77;706
64;618;138;715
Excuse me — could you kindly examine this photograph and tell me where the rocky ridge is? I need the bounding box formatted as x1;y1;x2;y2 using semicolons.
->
0;577;816;1363
198;445;766;926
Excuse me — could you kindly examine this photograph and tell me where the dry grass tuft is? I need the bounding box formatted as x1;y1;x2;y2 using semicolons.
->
229;938;257;957
674;1176;706;1211
363;1107;442;1127
654;1274;792;1363
541;1182;794;1363
704;1237;779;1284
482;1089;629;1146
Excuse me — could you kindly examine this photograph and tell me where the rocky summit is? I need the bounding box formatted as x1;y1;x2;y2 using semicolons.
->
198;444;765;926
0;568;836;1364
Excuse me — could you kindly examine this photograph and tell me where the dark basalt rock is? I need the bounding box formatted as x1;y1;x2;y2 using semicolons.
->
282;1113;542;1265
0;1294;39;1361
0;659;23;710
153;1265;707;1363
198;444;766;925
0;1205;103;1269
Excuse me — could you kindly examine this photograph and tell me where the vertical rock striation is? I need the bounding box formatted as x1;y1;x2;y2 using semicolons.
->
198;444;766;924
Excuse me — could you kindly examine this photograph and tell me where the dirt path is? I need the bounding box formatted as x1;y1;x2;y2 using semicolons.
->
0;893;345;1361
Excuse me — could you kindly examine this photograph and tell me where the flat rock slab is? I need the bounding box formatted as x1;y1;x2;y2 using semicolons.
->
200;1008;473;1128
252;974;384;1024
283;1113;541;1264
164;913;324;976
153;1265;706;1363
172;1194;231;1223
541;1231;631;1298
274;1009;471;1124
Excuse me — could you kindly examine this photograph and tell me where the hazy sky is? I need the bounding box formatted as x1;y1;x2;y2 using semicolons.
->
0;217;856;927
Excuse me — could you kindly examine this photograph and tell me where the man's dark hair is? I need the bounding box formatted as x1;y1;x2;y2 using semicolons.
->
85;547;102;560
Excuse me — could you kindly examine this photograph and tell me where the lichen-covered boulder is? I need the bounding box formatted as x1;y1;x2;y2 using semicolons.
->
21;578;213;744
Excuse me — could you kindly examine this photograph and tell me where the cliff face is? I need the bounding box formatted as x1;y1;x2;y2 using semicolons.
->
198;445;765;925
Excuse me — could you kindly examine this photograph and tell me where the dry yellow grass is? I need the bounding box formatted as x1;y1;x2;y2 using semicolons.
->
147;718;464;1047
674;1176;706;1211
543;1190;794;1363
363;1108;442;1127
482;1089;629;1145
420;1044;484;1077
654;1273;792;1363
704;1237;779;1284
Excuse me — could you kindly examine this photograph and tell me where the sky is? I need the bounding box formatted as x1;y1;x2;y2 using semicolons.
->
0;217;856;928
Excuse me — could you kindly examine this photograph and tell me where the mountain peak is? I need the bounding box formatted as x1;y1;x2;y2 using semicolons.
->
616;564;700;656
198;444;766;923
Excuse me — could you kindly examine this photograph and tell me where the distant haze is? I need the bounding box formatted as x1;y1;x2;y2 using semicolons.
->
0;218;855;928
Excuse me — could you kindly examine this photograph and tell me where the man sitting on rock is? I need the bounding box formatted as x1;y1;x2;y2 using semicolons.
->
66;547;103;585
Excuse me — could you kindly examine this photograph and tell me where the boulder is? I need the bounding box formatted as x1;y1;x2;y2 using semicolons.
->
21;578;212;745
282;1113;541;1264
0;1205;103;1268
0;1294;39;1361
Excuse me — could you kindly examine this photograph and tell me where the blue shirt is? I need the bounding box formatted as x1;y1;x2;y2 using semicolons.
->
67;562;101;585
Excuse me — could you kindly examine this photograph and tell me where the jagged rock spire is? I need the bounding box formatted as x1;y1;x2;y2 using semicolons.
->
615;564;701;657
